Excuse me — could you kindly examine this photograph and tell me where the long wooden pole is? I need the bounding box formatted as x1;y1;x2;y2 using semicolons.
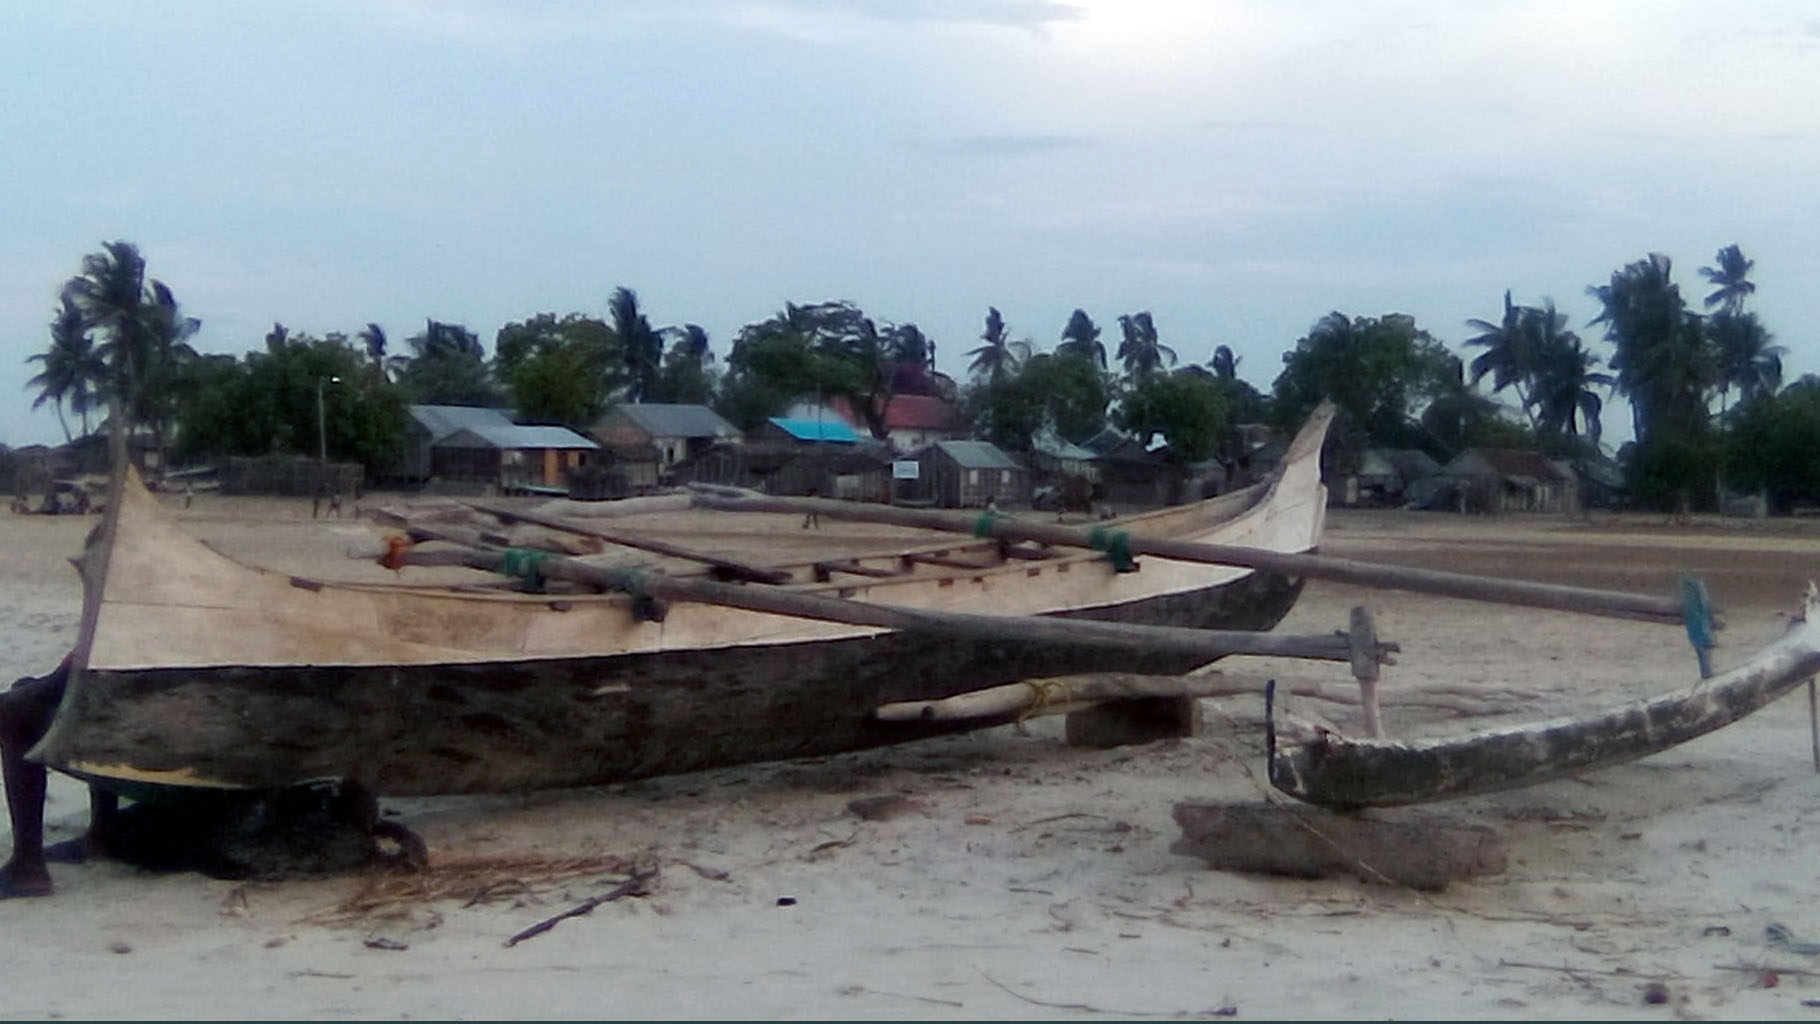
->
463;502;793;584
689;491;1690;626
389;540;1393;666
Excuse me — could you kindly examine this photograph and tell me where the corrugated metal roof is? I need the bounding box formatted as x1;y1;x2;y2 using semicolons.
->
1442;448;1571;483
611;403;740;439
439;425;600;450
1032;436;1099;461
934;440;1024;470
409;404;517;441
767;417;861;443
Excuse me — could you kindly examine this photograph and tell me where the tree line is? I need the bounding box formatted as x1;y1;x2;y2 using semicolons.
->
19;240;1819;512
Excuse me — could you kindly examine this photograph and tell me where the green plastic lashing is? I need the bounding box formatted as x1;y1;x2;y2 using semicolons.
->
1086;525;1135;572
972;512;998;538
501;548;548;592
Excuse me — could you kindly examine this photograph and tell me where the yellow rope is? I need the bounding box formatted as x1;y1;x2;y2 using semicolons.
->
1017;678;1075;721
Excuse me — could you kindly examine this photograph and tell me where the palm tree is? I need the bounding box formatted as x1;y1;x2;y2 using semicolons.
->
358;322;388;375
1209;344;1239;382
966;307;1030;382
61;241;199;459
394;319;498;406
1056;309;1106;369
1420;355;1504;455
1588;253;1711;445
62;240;148;407
1115;311;1176;378
1527;310;1613;446
609;287;665;403
25;296;105;442
1699;244;1755;316
134;280;201;455
1464;291;1538;429
1708;312;1784;417
666;323;714;368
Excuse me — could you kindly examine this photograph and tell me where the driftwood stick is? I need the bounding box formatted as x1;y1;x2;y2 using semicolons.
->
387;542;1398;665
466;502;793;585
1809;678;1819;774
879;673;1222;722
689;491;1693;626
877;673;1518;723
503;868;655;947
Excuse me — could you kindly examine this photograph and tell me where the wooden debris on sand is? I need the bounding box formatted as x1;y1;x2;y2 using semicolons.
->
305;852;647;925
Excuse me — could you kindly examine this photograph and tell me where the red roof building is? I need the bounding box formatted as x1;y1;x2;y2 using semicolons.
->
830;394;962;451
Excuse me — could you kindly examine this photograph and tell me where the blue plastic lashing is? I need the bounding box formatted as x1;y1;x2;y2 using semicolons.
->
1682;576;1715;679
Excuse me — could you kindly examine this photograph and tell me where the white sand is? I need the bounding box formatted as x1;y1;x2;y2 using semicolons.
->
5;497;1820;1019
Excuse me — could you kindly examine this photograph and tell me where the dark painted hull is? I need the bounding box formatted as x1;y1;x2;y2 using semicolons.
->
62;571;1303;795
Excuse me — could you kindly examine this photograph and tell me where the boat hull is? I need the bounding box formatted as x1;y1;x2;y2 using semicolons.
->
53;570;1302;795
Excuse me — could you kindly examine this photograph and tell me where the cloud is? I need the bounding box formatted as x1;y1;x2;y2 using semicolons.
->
935;133;1095;157
805;0;1086;29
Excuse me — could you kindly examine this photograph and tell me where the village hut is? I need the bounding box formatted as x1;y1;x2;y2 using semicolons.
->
915;440;1029;508
590;404;741;473
1436;448;1577;514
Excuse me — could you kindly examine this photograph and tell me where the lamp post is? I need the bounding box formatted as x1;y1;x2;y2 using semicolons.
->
316;375;341;463
315;376;341;517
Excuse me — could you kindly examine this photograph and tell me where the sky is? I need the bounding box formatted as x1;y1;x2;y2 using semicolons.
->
4;0;1818;448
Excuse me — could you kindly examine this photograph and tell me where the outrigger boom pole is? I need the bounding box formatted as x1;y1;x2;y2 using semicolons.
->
689;490;1695;628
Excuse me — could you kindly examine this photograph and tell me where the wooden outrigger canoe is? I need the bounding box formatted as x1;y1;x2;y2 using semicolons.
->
1269;586;1820;809
29;406;1336;797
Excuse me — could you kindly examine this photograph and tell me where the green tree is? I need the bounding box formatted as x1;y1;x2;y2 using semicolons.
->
1114;369;1226;461
173;332;407;472
1272;312;1454;473
720;300;902;437
718;304;849;429
1726;376;1820;512
650;323;718;406
965;351;1108;451
25;296;106;442
494;313;617;427
393;319;502;406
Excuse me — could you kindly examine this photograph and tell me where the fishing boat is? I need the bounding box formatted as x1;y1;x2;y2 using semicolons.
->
29;406;1337;797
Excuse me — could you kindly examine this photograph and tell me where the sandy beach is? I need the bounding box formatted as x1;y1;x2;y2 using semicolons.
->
5;494;1820;1020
